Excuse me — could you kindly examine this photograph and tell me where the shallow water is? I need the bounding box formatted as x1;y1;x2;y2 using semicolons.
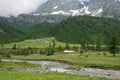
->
2;59;120;79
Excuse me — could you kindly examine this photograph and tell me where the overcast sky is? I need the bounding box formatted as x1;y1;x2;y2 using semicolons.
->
0;0;48;17
0;0;89;17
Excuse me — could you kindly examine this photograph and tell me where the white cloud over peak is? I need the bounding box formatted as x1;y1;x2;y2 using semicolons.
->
0;0;48;17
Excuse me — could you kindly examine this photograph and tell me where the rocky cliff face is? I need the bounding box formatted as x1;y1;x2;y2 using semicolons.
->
35;0;84;13
34;0;89;16
0;14;67;27
34;0;120;17
88;0;120;17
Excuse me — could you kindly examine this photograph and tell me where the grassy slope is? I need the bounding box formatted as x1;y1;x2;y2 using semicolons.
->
0;72;115;80
3;37;80;48
12;52;120;70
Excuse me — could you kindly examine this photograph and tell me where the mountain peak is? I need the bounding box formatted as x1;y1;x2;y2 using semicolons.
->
32;0;120;17
33;0;89;16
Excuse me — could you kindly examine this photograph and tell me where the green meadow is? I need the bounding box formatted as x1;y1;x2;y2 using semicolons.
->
0;72;116;80
3;37;80;48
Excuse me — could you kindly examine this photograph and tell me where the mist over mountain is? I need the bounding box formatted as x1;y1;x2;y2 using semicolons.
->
0;0;48;17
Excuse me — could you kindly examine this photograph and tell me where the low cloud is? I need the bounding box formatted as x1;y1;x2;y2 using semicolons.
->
0;0;48;17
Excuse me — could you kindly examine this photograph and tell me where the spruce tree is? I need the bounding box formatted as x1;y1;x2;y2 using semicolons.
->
12;44;17;50
66;43;70;49
96;39;101;51
108;36;119;56
52;39;56;49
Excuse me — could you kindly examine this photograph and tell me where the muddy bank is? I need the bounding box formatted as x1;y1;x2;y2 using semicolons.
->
12;58;72;64
83;68;120;79
0;67;41;72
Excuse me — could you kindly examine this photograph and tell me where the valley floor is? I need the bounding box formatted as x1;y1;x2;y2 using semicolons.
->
1;37;120;80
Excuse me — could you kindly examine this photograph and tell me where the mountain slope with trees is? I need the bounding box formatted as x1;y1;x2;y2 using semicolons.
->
0;16;120;44
0;21;27;43
50;16;120;44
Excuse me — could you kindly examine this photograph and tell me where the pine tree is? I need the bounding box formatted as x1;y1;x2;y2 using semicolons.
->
81;42;86;50
0;55;1;62
52;39;56;49
12;44;17;50
47;45;55;56
66;43;70;49
96;39;101;51
108;36;119;56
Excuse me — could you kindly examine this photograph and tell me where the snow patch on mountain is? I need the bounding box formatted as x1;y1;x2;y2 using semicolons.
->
84;7;91;14
70;10;79;16
42;13;49;15
92;8;103;16
51;11;70;15
53;6;58;9
33;13;40;16
69;1;91;16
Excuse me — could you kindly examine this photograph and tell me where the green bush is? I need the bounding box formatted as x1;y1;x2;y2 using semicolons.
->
5;53;11;58
0;56;1;62
103;52;107;56
97;53;101;55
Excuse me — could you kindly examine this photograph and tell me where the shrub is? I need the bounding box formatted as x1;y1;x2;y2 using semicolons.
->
0;56;1;62
97;53;101;55
103;52;107;56
40;49;46;55
12;44;17;50
5;53;11;58
85;54;89;57
80;49;84;54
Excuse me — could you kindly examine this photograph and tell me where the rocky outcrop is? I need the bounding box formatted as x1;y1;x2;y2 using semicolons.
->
0;29;5;33
0;14;68;27
88;0;120;17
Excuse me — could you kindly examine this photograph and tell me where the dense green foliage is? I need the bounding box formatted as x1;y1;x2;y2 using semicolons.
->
26;22;52;38
50;16;120;44
1;16;120;44
0;21;51;43
108;36;119;56
0;21;27;43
